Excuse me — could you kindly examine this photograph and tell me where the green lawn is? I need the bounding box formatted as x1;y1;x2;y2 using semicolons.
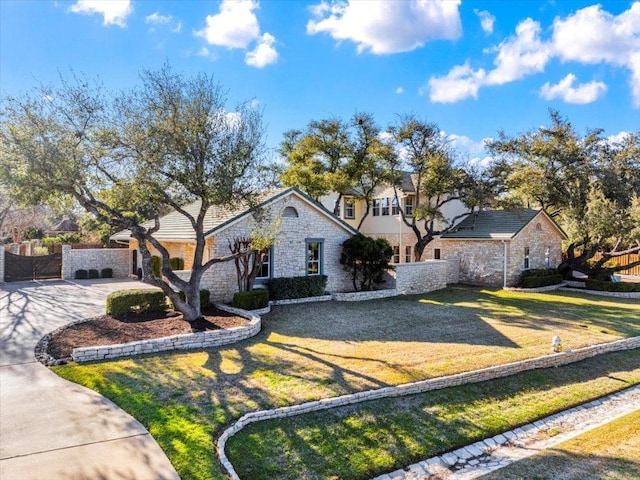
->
52;286;640;480
480;410;640;480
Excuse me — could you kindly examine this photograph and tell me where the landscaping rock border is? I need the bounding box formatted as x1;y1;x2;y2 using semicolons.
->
71;303;260;363
216;337;640;480
559;286;640;299
503;283;563;293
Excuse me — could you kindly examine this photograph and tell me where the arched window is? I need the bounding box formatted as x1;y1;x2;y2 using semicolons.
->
281;206;299;218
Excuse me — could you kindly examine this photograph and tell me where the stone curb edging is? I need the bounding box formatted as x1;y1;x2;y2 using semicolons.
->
35;305;261;366
503;283;564;293
559;286;640;299
376;385;640;480
71;303;261;363
216;337;640;480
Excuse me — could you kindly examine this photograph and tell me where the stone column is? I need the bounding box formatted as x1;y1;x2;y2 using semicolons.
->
61;245;73;279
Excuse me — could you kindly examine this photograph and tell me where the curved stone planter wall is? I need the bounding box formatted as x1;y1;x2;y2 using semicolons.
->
71;304;261;363
216;336;640;480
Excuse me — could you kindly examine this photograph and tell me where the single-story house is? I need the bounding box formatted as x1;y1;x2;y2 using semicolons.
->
432;209;567;287
111;187;359;302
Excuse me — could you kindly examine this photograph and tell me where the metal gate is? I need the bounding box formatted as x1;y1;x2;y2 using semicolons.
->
4;252;62;282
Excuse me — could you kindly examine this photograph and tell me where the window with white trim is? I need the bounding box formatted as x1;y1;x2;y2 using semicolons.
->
373;199;381;217
306;239;323;275
255;248;272;281
343;197;355;219
524;247;530;269
381;197;390;216
404;196;414;216
392;245;400;264
405;245;412;263
391;197;400;215
545;246;550;267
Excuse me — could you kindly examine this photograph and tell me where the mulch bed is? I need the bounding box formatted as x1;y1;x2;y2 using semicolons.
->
46;305;249;359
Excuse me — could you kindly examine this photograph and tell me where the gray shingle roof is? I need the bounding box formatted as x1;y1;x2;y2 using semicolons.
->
440;209;543;240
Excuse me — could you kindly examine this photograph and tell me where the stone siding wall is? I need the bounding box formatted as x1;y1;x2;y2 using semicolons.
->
391;260;449;294
62;246;131;279
508;214;564;285
217;336;640;480
439;240;506;286
0;246;4;283
198;195;354;302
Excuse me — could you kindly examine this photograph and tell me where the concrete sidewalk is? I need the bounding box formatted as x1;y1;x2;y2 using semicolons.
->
0;279;180;480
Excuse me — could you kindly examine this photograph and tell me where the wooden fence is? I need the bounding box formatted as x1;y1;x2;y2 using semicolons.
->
592;253;640;276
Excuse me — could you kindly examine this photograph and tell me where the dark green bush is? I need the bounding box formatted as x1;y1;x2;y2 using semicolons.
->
340;234;394;291
266;275;328;300
170;257;185;271
88;269;100;279
101;268;113;278
521;274;563;288
172;289;211;309
106;289;167;317
522;268;559;278
149;256;184;277
150;256;162;278
585;279;640;293
75;269;88;279
232;289;269;310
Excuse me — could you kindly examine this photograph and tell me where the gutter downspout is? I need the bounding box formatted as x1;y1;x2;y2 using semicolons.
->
502;240;508;288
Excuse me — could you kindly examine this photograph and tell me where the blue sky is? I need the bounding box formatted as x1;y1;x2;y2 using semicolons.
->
1;0;639;162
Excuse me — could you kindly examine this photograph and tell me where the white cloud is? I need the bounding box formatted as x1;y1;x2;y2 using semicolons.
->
245;33;278;68
395;86;404;94
307;0;462;54
485;18;552;85
195;0;278;68
146;12;171;25
427;2;640;106
447;134;488;156
69;0;132;27
196;0;260;49
427;61;486;103
145;12;182;33
540;74;607;104
474;9;495;34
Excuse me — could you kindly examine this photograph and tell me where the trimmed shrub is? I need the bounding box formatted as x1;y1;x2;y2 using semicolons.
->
88;269;100;279
75;269;88;280
585;279;640;293
101;268;113;278
340;234;394;291
521;274;563;288
170;257;185;271
522;268;558;278
232;289;269;310
171;289;211;309
266;275;328;300
106;289;167;317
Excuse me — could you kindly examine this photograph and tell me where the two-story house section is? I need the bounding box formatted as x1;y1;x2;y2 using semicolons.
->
321;173;469;264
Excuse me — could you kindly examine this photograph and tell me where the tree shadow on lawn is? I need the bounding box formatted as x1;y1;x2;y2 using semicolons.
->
227;349;640;480
419;286;640;337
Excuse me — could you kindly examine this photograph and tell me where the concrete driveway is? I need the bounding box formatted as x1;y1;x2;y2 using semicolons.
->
0;278;181;480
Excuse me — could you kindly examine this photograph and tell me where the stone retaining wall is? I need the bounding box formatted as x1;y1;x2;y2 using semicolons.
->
332;289;398;301
62;246;131;279
391;260;449;295
216;336;640;480
72;304;260;363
